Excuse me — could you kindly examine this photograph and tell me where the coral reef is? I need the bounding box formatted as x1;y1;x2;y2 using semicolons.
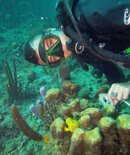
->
45;88;63;103
38;88;64;130
10;80;130;154
38;81;79;130
62;80;78;99
50;93;130;155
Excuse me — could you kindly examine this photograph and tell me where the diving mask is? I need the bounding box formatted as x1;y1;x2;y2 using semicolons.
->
25;29;66;66
39;30;65;66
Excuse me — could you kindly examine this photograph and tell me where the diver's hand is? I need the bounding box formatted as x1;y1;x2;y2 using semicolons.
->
108;82;130;105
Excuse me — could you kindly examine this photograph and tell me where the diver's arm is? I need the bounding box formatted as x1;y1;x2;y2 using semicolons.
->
108;82;130;105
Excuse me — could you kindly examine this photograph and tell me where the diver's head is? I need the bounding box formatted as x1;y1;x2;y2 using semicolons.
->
24;28;72;66
25;34;45;65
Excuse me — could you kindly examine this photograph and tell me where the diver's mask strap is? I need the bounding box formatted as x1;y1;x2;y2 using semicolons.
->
35;46;46;65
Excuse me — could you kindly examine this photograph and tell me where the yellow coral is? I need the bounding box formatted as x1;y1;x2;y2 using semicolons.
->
43;135;50;144
64;117;79;133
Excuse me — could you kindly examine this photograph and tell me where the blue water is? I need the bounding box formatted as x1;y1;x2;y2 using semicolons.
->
0;1;130;154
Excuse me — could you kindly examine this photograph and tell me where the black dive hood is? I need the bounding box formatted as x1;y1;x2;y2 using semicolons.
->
63;0;130;68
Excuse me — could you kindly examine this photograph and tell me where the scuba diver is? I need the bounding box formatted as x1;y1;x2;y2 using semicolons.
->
25;0;130;105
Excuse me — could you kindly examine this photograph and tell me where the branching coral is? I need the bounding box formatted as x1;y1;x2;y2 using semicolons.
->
3;59;23;103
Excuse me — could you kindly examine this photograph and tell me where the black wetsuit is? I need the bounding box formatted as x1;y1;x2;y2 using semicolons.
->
56;0;130;84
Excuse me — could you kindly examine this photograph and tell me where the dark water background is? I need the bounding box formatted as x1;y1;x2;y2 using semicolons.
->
0;1;60;154
0;1;130;155
0;0;56;28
